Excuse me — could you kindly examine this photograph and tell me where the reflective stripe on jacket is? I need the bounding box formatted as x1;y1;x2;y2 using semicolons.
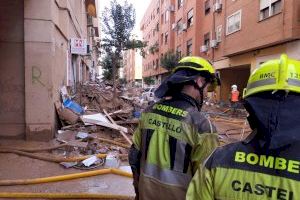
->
186;133;300;200
133;93;219;200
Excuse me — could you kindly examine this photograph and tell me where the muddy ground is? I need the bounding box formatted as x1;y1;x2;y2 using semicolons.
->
0;107;250;200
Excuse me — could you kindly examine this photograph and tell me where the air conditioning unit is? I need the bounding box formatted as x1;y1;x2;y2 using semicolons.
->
210;40;219;48
200;45;208;53
171;23;177;30
168;4;175;12
181;23;187;31
214;3;222;12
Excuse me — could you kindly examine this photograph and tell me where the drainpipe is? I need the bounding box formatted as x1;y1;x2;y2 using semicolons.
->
212;0;216;62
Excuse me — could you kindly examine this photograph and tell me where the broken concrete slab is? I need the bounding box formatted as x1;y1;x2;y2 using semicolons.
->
81;113;128;133
76;132;89;139
82;113;110;123
82;155;98;167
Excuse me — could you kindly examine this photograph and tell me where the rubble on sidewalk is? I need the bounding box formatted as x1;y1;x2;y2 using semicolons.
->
52;82;144;169
54;82;252;168
73;82;135;115
201;100;251;146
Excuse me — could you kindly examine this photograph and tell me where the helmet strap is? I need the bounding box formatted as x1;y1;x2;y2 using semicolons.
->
193;81;208;111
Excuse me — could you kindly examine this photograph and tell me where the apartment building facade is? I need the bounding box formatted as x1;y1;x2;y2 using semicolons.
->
141;0;300;100
0;0;100;140
140;0;171;84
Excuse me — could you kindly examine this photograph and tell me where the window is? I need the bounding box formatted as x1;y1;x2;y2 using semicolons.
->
187;9;194;28
176;45;182;58
153;60;155;69
156;23;159;31
165;10;170;22
165;32;169;44
186;39;193;56
204;32;210;47
161;33;164;45
156;59;159;69
177;18;182;35
161;13;164;24
157;7;160;14
205;0;211;15
226;10;242;35
178;0;183;9
216;25;222;42
259;0;282;20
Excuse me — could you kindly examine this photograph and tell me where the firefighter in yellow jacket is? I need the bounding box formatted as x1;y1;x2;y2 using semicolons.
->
186;54;300;200
129;56;221;200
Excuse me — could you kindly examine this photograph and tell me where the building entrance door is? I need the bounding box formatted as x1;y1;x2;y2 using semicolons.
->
218;65;250;102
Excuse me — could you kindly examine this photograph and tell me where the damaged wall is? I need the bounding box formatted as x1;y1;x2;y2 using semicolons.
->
23;0;88;141
0;0;25;138
0;0;92;141
24;0;57;140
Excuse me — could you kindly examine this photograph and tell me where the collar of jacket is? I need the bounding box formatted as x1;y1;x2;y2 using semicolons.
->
244;92;300;150
172;92;200;110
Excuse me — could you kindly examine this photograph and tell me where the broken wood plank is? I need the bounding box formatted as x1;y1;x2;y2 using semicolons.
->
115;119;139;125
108;109;123;116
89;133;130;149
103;109;132;145
67;140;88;148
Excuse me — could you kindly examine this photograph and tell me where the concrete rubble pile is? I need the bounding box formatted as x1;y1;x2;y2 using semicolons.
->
201;102;251;146
74;82;134;116
52;82;142;170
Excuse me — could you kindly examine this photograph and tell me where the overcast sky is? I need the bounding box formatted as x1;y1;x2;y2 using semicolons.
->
99;0;151;39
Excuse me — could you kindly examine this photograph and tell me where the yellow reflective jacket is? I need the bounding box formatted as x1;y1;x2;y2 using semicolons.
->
132;93;219;200
187;132;300;200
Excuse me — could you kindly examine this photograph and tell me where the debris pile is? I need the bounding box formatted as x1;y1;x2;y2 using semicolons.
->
201;101;251;145
74;83;134;116
51;82;143;169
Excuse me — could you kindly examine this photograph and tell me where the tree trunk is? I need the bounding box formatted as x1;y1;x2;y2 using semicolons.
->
112;59;117;106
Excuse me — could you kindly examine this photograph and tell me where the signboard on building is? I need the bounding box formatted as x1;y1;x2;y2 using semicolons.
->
70;38;87;55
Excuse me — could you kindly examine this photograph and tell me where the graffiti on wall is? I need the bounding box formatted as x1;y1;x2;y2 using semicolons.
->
32;66;45;87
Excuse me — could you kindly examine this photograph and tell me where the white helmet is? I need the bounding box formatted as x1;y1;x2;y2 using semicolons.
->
231;85;237;89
